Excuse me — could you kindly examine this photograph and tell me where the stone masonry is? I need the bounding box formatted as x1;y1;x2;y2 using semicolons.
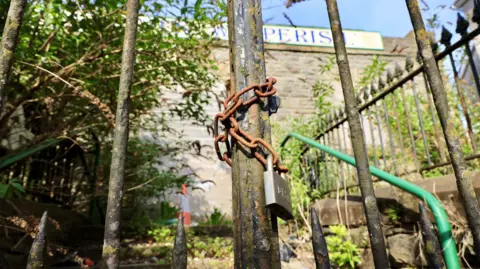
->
165;30;423;220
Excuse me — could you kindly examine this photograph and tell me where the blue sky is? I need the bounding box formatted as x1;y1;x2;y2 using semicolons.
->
261;0;461;39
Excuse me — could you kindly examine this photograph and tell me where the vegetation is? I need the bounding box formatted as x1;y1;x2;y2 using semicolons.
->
202;207;231;226
380;63;478;177
275;49;480;266
0;0;229;266
0;0;226;236
144;224;233;264
0;178;24;199
385;204;402;224
273;56;336;226
326;225;361;269
2;0;479;267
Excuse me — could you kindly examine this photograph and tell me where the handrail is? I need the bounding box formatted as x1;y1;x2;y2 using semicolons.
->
0;138;63;170
281;132;460;269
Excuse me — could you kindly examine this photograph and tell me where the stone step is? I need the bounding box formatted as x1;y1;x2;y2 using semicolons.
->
314;171;480;226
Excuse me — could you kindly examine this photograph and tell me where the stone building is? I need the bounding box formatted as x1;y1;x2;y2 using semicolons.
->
164;24;421;220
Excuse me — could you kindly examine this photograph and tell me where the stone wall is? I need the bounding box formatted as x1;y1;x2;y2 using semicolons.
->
164;31;422;220
315;172;480;268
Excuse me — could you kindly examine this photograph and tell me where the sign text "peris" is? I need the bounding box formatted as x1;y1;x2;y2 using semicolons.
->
212;24;384;50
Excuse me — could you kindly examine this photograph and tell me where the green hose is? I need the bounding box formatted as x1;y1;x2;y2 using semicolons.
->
281;132;460;269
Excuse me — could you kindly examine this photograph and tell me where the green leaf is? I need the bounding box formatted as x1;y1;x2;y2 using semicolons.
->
11;181;25;193
0;184;12;199
194;0;202;13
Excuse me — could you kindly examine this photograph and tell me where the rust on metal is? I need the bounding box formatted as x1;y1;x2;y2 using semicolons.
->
27;211;47;269
440;26;477;153
382;94;398;175
421;153;480;171
326;129;335;191
363;87;379;167
396;63;420;174
226;0;282;266
325;0;390;267
213;77;288;174
457;13;480;98
173;215;187;269
340;110;353;185
418;202;445;269
390;89;408;172
407;56;432;166
418;53;447;163
322;135;330;191
301;26;480;158
370;83;387;169
311;207;331;269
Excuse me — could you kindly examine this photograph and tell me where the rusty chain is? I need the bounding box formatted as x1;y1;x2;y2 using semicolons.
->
213;77;288;174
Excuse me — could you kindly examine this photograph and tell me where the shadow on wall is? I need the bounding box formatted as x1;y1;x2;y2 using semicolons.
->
189;193;216;221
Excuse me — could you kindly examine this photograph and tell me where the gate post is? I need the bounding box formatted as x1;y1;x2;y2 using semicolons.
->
226;0;281;267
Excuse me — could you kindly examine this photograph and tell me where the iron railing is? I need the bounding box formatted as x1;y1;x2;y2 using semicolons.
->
0;132;100;206
283;132;459;268
306;10;480;196
4;0;480;267
300;0;480;267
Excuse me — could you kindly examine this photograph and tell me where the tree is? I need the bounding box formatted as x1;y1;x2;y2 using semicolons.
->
0;0;224;145
0;0;27;116
0;0;225;198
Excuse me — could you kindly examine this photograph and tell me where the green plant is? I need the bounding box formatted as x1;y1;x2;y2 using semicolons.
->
188;236;233;259
272;57;337;227
0;0;226;236
375;57;478;176
146;225;233;259
326;225;361;269
385;204;402;224
0;178;24;199
203;207;230;226
357;55;389;88
155;202;180;225
148;226;175;242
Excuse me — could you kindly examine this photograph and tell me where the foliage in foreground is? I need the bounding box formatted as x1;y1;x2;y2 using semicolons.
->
0;0;226;233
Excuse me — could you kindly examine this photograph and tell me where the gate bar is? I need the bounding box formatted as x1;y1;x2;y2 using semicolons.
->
101;0;140;268
226;0;281;267
281;132;460;269
419;201;445;269
325;0;390;267
311;207;331;268
406;0;480;260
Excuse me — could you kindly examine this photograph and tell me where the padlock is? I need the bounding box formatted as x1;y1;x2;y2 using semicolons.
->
264;155;293;221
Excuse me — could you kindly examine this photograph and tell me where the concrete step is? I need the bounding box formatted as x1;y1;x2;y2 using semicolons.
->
314;171;480;226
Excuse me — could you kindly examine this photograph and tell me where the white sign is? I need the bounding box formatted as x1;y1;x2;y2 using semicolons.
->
211;24;384;50
159;19;384;51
